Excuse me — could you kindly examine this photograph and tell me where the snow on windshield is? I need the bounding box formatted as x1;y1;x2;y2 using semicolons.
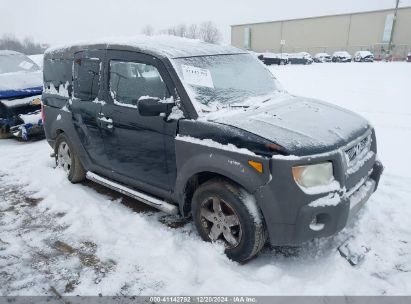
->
0;54;40;74
171;54;282;114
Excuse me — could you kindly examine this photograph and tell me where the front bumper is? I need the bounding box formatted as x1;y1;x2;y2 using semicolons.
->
255;134;383;246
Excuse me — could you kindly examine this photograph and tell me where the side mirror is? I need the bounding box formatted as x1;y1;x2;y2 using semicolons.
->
137;97;174;117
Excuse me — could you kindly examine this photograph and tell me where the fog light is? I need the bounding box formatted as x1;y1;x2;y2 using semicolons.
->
309;215;325;231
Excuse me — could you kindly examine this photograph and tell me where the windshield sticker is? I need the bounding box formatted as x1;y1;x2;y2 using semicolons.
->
181;65;214;88
19;61;34;70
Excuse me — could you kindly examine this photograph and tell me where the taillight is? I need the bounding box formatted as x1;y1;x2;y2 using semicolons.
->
41;103;45;123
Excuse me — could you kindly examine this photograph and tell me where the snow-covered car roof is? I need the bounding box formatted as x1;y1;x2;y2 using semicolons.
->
45;35;246;60
288;52;311;58
262;52;288;59
315;53;331;57
333;51;351;57
355;51;373;56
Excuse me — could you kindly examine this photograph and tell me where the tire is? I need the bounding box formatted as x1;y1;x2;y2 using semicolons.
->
55;133;86;183
192;178;267;263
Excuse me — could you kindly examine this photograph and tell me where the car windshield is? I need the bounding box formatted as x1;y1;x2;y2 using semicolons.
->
172;54;282;113
0;54;40;74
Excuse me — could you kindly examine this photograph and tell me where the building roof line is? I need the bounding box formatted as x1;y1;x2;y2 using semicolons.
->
230;5;411;27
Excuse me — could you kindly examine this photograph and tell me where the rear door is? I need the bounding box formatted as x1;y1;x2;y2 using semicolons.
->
70;50;107;167
98;50;178;192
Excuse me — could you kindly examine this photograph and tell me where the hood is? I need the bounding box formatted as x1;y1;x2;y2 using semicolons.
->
211;95;371;156
0;71;43;99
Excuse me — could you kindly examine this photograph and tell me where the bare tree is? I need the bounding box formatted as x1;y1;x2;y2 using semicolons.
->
141;25;155;36
174;24;187;38
0;34;45;54
159;21;222;44
199;21;222;44
186;24;198;39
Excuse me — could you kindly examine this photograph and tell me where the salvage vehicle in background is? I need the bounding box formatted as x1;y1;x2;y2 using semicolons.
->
332;51;352;62
42;37;383;263
287;52;313;65
314;53;332;63
258;52;289;65
0;50;43;140
354;51;374;62
407;52;411;62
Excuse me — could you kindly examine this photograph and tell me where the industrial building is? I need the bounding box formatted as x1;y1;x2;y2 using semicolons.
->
231;6;411;59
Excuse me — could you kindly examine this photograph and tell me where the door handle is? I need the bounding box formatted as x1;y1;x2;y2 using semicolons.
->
97;116;114;129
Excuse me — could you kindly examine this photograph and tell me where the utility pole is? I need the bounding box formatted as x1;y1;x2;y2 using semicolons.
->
388;0;400;57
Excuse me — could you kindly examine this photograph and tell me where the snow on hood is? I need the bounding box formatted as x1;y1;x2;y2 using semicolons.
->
0;70;43;99
211;95;371;155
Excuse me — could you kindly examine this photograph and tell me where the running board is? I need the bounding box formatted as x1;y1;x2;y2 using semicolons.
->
86;172;179;215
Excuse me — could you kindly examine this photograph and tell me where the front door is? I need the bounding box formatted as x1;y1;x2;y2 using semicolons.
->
99;51;177;191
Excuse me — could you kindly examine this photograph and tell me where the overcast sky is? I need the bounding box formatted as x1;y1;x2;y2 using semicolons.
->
1;0;411;46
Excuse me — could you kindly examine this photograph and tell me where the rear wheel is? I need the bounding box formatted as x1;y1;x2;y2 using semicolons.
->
55;133;86;183
192;179;267;263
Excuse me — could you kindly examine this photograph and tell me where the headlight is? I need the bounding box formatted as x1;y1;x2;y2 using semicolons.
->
292;162;334;188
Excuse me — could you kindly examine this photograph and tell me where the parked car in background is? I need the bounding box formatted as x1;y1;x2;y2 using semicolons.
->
354;51;374;62
42;36;383;263
287;52;313;65
258;52;289;65
407;52;411;62
332;51;352;62
314;53;332;63
0;50;43;140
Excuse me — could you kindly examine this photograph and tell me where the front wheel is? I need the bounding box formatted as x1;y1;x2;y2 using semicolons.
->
55;133;86;183
192;179;267;263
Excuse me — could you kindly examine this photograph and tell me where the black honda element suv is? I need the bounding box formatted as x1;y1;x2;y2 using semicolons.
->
42;36;383;262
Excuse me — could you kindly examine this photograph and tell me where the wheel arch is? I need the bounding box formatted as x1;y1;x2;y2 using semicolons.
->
174;146;271;217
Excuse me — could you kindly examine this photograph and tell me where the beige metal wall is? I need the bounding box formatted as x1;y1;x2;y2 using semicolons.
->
231;7;411;56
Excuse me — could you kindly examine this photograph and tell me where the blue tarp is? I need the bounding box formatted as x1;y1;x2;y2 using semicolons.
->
0;86;43;99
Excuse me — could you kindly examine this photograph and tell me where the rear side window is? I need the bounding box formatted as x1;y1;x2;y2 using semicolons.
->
44;59;73;96
109;61;168;107
73;58;101;100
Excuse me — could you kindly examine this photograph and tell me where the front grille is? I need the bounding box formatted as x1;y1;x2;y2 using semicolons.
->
344;134;372;165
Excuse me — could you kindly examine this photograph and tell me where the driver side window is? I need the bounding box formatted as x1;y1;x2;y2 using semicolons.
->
109;61;169;107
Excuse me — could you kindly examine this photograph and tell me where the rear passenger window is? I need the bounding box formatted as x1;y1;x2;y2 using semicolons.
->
43;59;73;97
109;61;168;107
73;58;101;100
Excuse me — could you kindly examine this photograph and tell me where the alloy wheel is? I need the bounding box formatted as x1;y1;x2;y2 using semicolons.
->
200;196;242;248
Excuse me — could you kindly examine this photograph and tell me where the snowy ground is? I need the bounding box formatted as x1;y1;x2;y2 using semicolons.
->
0;62;410;296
